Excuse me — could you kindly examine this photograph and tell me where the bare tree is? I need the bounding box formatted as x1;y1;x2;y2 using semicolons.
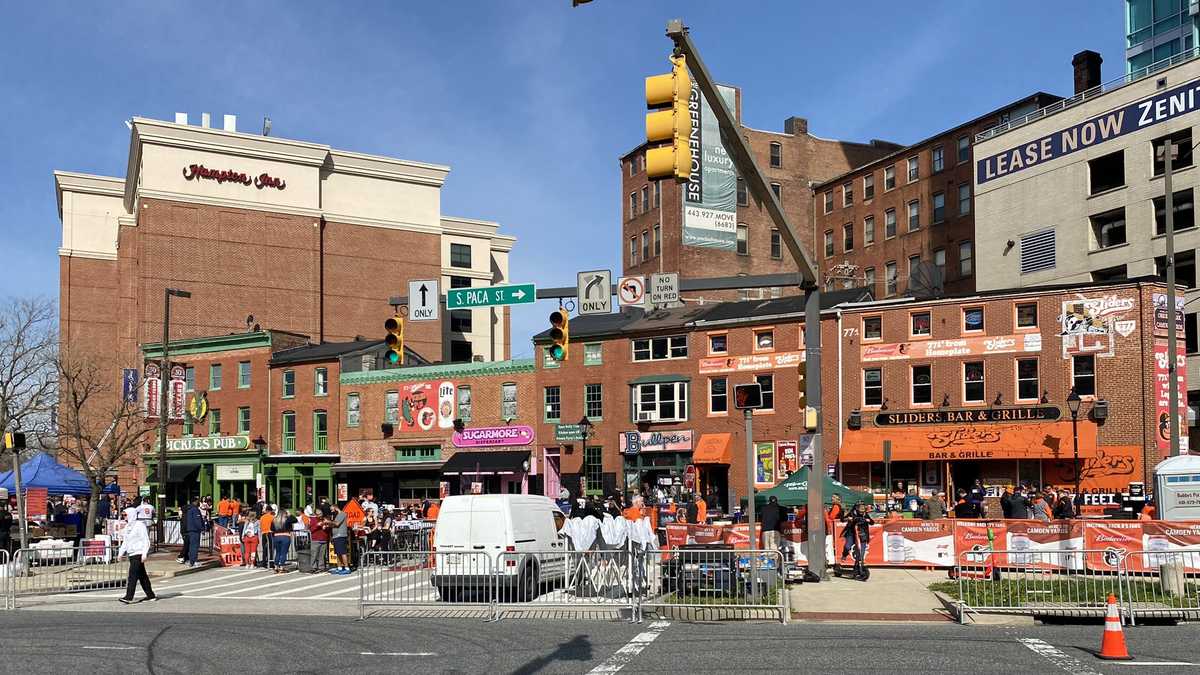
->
0;296;57;451
55;356;152;537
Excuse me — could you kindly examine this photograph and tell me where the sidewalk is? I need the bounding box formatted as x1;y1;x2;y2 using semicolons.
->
145;549;219;578
788;568;954;622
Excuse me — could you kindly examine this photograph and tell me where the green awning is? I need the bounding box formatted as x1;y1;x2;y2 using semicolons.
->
629;374;691;385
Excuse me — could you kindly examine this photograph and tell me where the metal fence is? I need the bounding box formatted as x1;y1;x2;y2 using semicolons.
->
357;546;788;623
0;550;10;610
1120;548;1200;626
4;544;126;608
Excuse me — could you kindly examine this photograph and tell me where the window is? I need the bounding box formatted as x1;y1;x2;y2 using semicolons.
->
450;243;472;268
737;178;748;206
770;230;782;259
1072;355;1096;396
544;386;561;422
635;381;688;422
184;366;195;392
653;224;661;256
282;412;296;454
653;181;661;208
396;446;438;463
208;408;221;436
501;383;518;419
450;340;473;363
932;146;944;173
863;174;875;200
709;333;728;354
585;383;603;419
884;165;896;190
313;411;328;452
908;255;921;287
754;329;774;351
1188;313;1199;354
843;181;853;207
737;224;749;255
885;262;898;296
584;343;603;365
1019;229;1054;274
864;267;875;293
709;377;728;414
824;191;834;214
1016;303;1038;328
237;406;250;434
963;362;985;403
629;159;635;176
209;364;222;391
770;182;782;202
911;311;931;336
384;390;399;424
1090;208;1126;249
583;446;602;496
884;209;896;238
636;186;646;214
629;192;637;219
1153;128;1193;176
958;183;971;215
1017;359;1039;400
959;241;974;277
1088;150;1125;194
912;365;932;404
769;141;782;168
642;230;650;260
346;393;360;427
1154;189;1196;234
1092;264;1128;282
314;367;328;396
630;236;638;266
932;192;945;223
864;216;875;246
963;307;984;332
843;223;854;251
863;316;882;340
1156;250;1197;288
907;155;919;182
824;230;834;257
907;200;920;231
934;248;946;278
450;275;471;289
633;335;688;361
755;374;774;410
957;135;970;163
183;416;193;437
448;308;473;333
457;386;472;422
864;368;883;406
282;370;295;398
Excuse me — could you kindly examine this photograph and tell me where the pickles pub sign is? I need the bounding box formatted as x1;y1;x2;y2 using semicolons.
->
875;406;1061;426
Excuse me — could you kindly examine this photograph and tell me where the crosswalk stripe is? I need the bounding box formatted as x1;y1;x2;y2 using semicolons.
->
203;572;326;597
156;569;265;591
261;573;365;598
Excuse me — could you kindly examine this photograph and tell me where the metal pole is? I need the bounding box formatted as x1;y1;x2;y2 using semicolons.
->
1071;409;1080;498
157;289;171;544
744;408;758;602
1164;138;1182;457
803;289;825;578
12;448;27;551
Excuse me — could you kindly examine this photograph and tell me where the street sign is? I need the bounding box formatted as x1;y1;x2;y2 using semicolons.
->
650;272;679;306
577;270;612;315
408;279;439;321
617;275;645;307
446;283;536;309
555;424;587;442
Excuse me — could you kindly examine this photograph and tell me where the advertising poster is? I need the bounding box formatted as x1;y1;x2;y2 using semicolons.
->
682;82;738;250
881;520;955;567
698;351;804;374
952;520;1008;566
213;525;243;567
390;381;456;433
1153;292;1186;335
1084;520;1145;572
755;442;775;487
1141;521;1200;572
1004;521;1083;570
861;334;1041;362
776;441;798;480
1153;340;1189;453
25;487;48;519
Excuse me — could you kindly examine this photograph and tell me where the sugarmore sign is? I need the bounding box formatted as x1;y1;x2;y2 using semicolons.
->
166;435;253;452
874;406;1061;426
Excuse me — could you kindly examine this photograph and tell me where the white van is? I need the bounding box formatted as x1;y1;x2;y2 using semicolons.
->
431;494;567;601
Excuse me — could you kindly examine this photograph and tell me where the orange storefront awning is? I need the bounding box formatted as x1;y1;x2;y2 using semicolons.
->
840;421;1098;463
693;433;733;464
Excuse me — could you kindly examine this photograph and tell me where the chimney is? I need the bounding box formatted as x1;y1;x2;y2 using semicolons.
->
201;112;211;128
1072;50;1103;95
223;114;237;132
174;112;188;125
783;116;808;135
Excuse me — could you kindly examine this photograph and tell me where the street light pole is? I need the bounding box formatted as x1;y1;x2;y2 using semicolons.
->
157;287;190;544
1162;138;1183;457
1067;388;1082;499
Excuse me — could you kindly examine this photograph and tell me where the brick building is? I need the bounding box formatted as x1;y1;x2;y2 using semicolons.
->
812;91;1061;298
56;113;516;377
621;92;899;302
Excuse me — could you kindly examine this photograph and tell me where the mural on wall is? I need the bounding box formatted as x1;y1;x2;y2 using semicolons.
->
390;381;457;432
1058;294;1134;358
1043;445;1142;494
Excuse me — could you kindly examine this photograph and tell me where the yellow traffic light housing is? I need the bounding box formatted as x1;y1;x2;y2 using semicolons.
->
797;360;806;410
548;308;570;362
384;315;404;366
645;55;691;181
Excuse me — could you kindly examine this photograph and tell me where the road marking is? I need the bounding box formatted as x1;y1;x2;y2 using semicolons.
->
203;573;326;597
82;646;136;650
586;621;670;674
155;569;267;591
358;652;435;657
261;573;364;597
1018;638;1101;675
1114;663;1197;667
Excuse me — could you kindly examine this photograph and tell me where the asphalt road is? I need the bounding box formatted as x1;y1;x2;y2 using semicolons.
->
0;611;1196;674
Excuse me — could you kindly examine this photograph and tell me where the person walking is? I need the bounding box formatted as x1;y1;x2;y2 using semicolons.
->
181;499;204;568
239;510;260;568
330;502;351;575
258;506;275;568
271;507;296;573
760;496;785;552
118;498;156;604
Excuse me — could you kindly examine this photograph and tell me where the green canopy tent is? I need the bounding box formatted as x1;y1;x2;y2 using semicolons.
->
754;466;872;508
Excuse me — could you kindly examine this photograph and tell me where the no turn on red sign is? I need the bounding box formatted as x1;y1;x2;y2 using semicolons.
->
617;275;645;307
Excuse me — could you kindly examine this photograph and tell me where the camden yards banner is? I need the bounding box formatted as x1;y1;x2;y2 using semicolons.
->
1153;340;1189;453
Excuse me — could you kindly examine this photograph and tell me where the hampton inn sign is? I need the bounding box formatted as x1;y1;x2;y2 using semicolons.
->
182;164;286;190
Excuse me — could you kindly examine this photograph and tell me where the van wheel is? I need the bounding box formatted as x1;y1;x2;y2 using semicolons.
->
521;563;538;602
436;585;459;603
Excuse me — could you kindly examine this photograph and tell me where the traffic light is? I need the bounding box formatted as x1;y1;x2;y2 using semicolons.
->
797;360;806;410
645;54;691;181
384;315;404;366
548;308;570;361
3;432;25;450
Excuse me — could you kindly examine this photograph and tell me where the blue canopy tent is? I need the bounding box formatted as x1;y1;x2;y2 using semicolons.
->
0;452;121;496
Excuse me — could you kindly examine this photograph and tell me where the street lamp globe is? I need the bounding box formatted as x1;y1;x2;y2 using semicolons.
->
1066;388;1082;417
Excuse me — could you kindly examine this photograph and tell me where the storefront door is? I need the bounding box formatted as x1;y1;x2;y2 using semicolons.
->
624;452;692;499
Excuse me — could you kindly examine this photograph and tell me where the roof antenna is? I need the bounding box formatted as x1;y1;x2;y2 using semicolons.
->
262;116;272;136
246;314;256;332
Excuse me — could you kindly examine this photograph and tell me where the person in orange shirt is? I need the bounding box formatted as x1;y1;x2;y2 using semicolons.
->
258;507;275;569
694;494;707;525
425;499;440;521
623;495;645;522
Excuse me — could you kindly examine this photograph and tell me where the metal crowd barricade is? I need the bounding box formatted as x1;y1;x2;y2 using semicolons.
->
637;547;788;624
7;544;126;606
1119;547;1200;626
1;550;11;610
494;547;638;617
358;550;495;619
953;548;1122;624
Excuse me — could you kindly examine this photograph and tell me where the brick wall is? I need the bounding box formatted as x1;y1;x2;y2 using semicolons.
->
271;358;342;456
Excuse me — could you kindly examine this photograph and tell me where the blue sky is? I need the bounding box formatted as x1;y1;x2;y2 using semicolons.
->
0;1;1123;357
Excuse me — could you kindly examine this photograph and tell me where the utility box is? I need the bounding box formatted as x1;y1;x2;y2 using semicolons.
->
1153;454;1200;520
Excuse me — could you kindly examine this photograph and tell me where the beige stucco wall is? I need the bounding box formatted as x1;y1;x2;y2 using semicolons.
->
56;174;127;259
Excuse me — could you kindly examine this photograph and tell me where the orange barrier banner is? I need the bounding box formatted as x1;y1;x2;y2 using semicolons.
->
214;525;243;567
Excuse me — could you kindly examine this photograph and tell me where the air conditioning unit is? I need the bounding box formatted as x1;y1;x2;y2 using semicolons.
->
637;411;659;423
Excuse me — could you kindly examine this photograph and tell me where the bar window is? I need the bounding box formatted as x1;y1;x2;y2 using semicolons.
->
1017;358;1039;400
964;361;985;403
863;316;882;340
864;368;883;406
963;307;984;332
912;365;932;404
1016;303;1038;328
1073;355;1096;396
911;311;931;337
709;377;728;414
755;373;774;410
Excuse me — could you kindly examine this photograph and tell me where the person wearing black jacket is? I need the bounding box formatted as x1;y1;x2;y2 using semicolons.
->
952;490;981;518
760;496;785;552
1052;492;1076;520
839;502;874;579
181;499;204;568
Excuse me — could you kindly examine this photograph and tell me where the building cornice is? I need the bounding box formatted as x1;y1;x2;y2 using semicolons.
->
440;268;493;281
141;330;279;358
490;234;517;253
323;211;443;236
53;171;127;220
326;148;448;187
340;358;534;385
440;215;501;238
58;248;118;261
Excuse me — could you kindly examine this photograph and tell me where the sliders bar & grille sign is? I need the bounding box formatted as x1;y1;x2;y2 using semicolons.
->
874;406;1061;426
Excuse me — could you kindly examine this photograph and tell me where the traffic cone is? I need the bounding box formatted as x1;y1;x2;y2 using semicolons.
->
1097;594;1132;661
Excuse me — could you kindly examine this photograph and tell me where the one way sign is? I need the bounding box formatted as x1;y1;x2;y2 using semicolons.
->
408;279;439;322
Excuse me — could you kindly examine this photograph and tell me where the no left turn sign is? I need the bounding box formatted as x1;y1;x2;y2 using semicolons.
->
617;276;645;307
